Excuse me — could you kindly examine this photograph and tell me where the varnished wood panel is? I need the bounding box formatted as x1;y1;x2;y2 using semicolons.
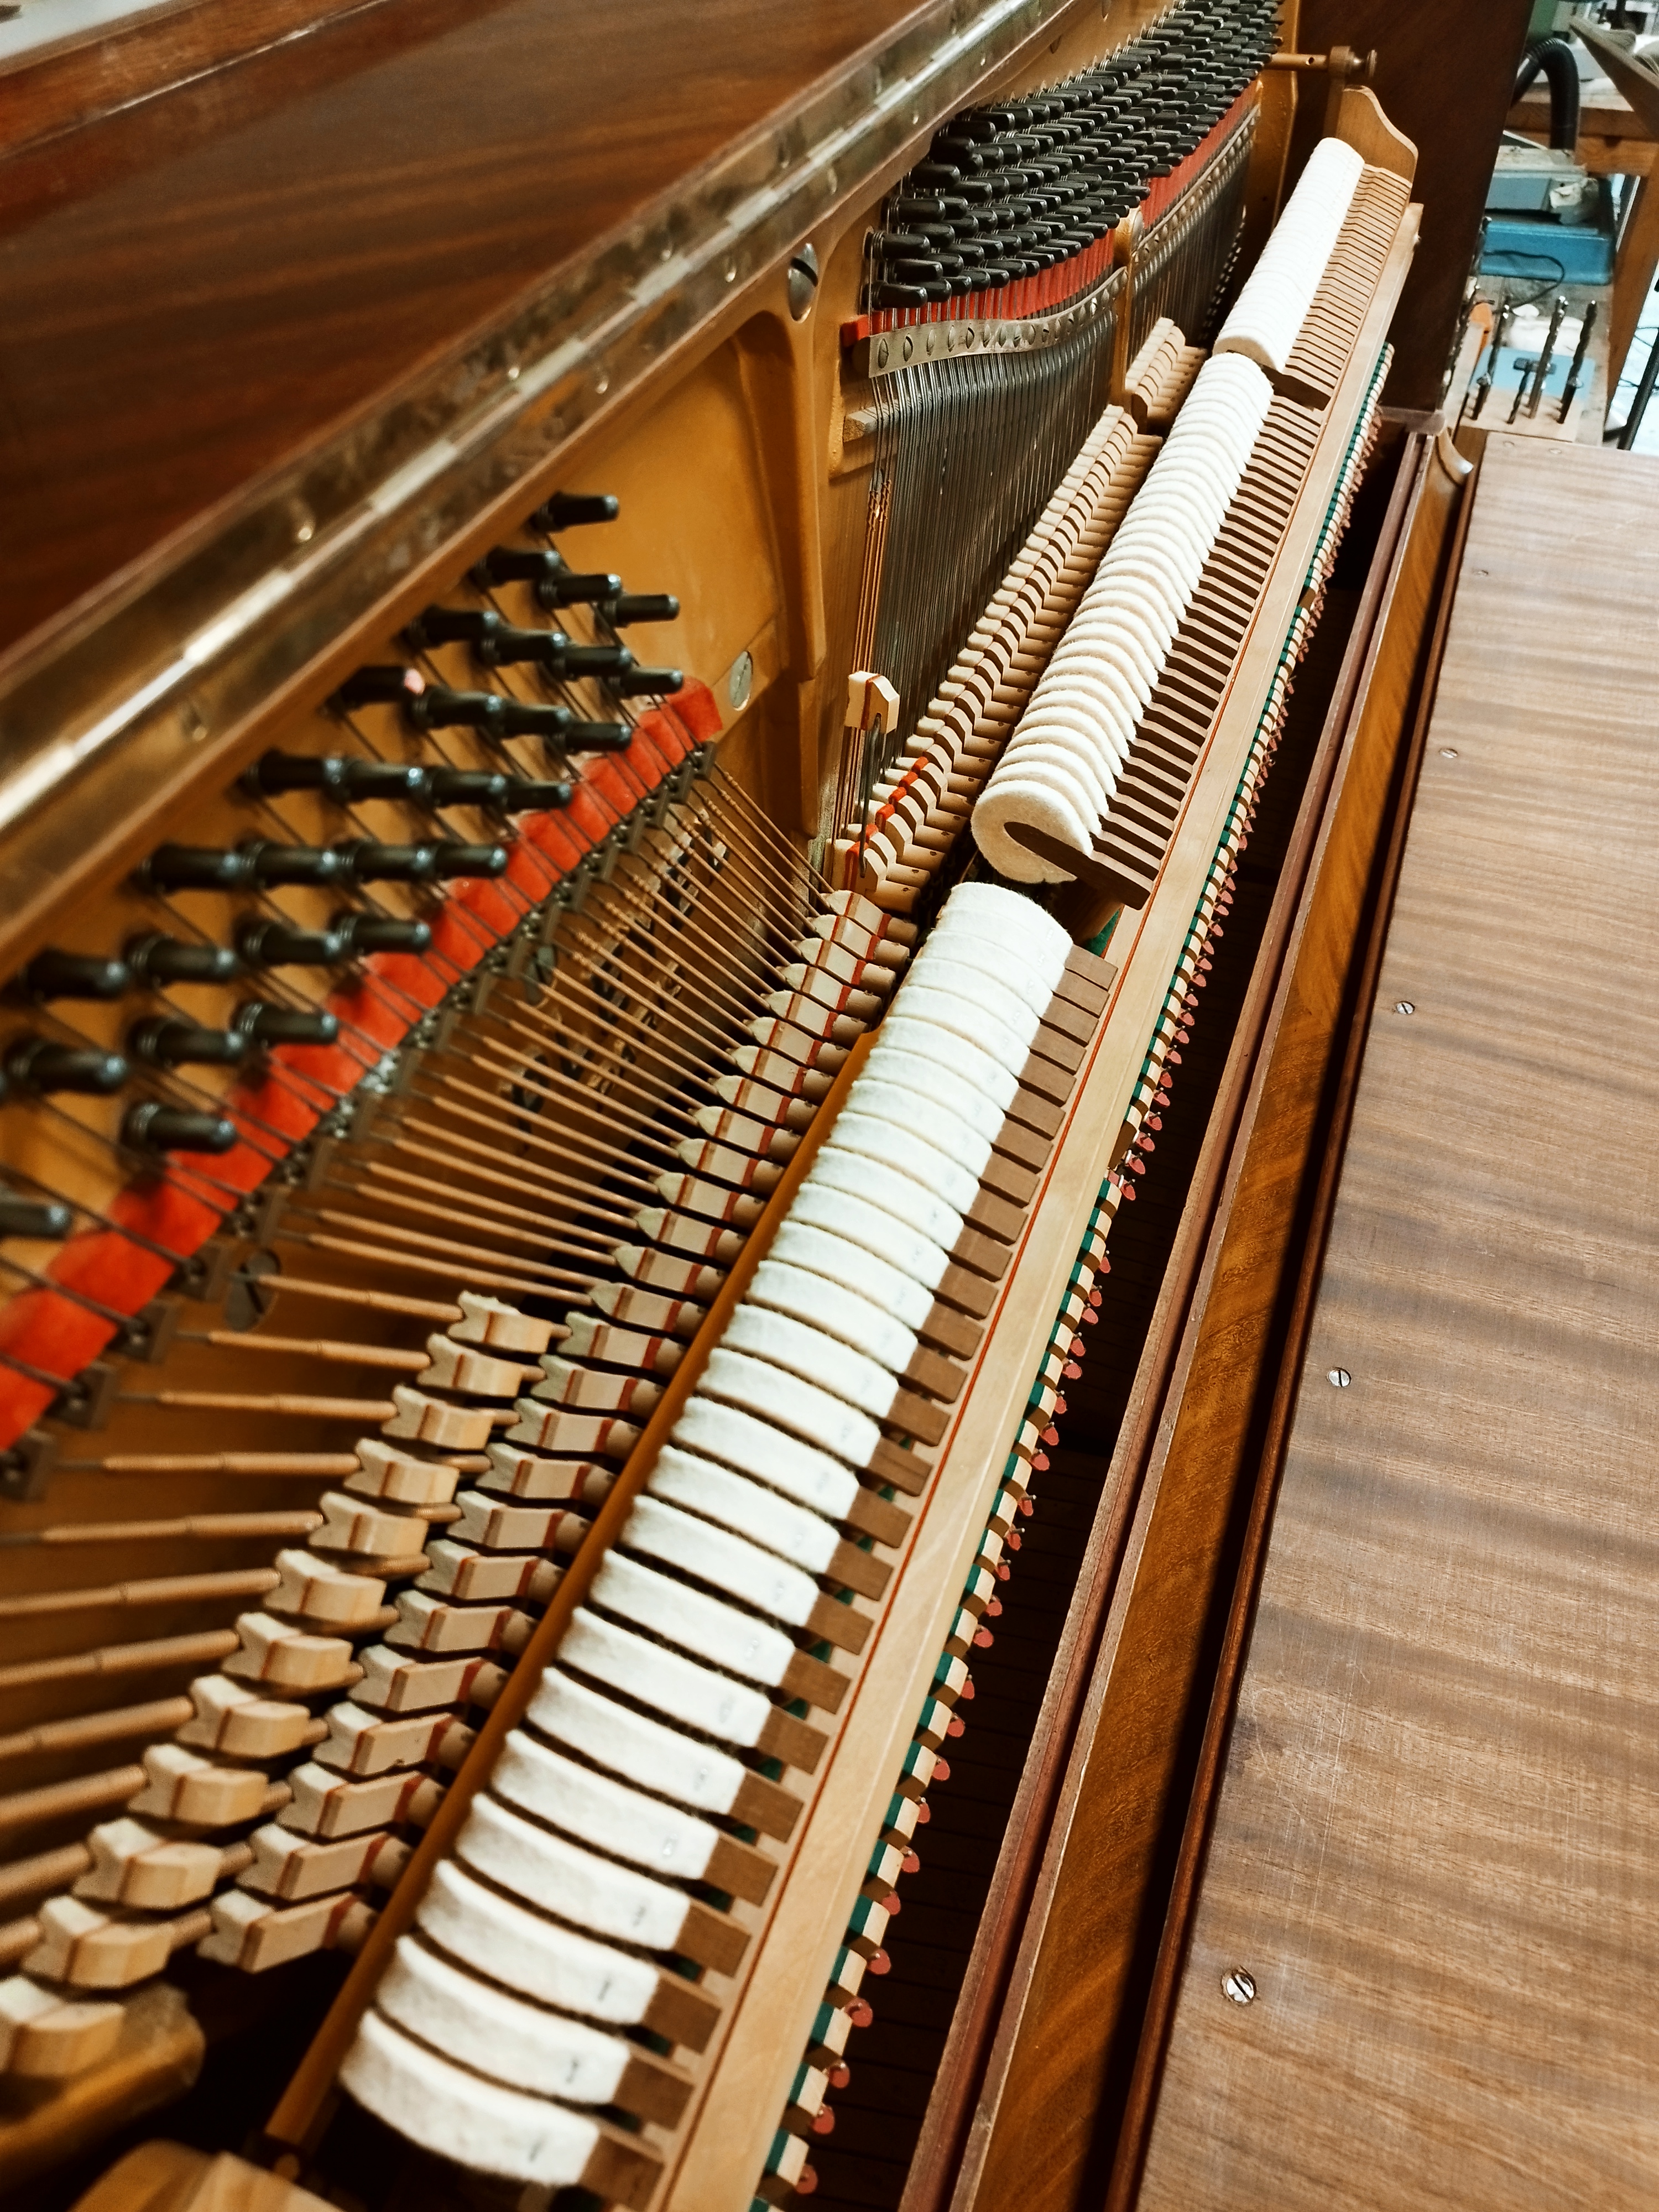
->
0;0;933;655
952;426;1466;2212
1139;434;1659;2209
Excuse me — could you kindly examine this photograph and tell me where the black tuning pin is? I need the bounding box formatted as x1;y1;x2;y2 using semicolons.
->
19;951;130;1003
500;778;573;811
430;843;509;880
427;768;509;808
534;568;624;615
339;842;440;885
531;491;619;531
609;666;684;699
122;1102;236;1156
126;935;242;988
559;721;633;753
138;846;257;894
332;914;433;958
414;688;578;744
473;549;559;591
409;609;631;681
601;593;679;629
4;1039;129;1095
0;1191;72;1239
129;1018;247;1070
333;666;428;715
246;751;429;805
236;920;346;969
242;840;350;890
237;1003;339;1048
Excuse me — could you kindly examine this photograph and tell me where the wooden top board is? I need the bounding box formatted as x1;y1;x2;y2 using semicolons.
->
1135;433;1659;2209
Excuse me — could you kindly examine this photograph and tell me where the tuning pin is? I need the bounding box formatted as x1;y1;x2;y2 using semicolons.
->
333;666;427;714
473;549;558;591
4;1039;129;1095
557;721;633;754
236;921;347;970
430;844;509;880
245;750;428;805
609;666;683;699
332;914;433;958
122;1102;236;1156
601;592;679;628
426;768;509;808
126;935;242;988
138;846;257;894
129;1018;247;1070
18;951;130;1003
531;491;618;531
499;778;573;811
0;1191;72;1239
534;568;624;614
552;641;633;679
237;1003;339;1048
414;688;576;744
241;841;350;890
338;842;439;885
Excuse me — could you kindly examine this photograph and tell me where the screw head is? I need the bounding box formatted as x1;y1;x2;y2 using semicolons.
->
728;651;754;712
1439;748;1458;759
876;339;890;369
1328;1368;1352;1388
1222;1968;1256;2005
1395;1000;1415;1015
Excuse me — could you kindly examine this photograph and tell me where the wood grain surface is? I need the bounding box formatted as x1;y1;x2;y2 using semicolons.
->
1137;434;1659;2208
0;0;928;654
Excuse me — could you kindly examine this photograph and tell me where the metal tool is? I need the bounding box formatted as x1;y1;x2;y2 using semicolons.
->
1469;299;1515;421
1558;298;1598;422
1527;293;1569;418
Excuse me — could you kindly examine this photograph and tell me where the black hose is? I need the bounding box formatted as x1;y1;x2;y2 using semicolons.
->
1514;35;1581;151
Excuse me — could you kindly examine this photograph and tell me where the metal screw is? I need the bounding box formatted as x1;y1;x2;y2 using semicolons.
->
787;244;820;321
1328;1368;1351;1388
875;340;890;369
1222;1968;1256;2005
729;651;754;712
1395;1000;1415;1015
1439;748;1458;759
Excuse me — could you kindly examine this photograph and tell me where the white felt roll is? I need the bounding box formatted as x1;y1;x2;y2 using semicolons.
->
495;1728;722;1881
378;1935;633;2105
864;1046;1005;1146
814;1150;969;1256
847;1077;998;1180
722;1303;901;1424
623;1490;822;1630
826;1108;984;1219
416;1857;659;2024
898;958;1044;1049
969;752;1110;842
528;1664;752;1817
457;1792;691;1950
342;2009;605;2187
700;1344;884;1470
930;900;1072;982
880;985;1031;1079
560;1605;776;1747
1001;726;1119;799
672;1395;860;1520
769;1217;933;1332
972;779;1095;880
876;1016;1020;1118
940;884;1071;965
907;936;1058;1020
749;1255;918;1374
649;1444;839;1578
1214;142;1361;371
592;1546;801;1687
787;1181;952;1297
